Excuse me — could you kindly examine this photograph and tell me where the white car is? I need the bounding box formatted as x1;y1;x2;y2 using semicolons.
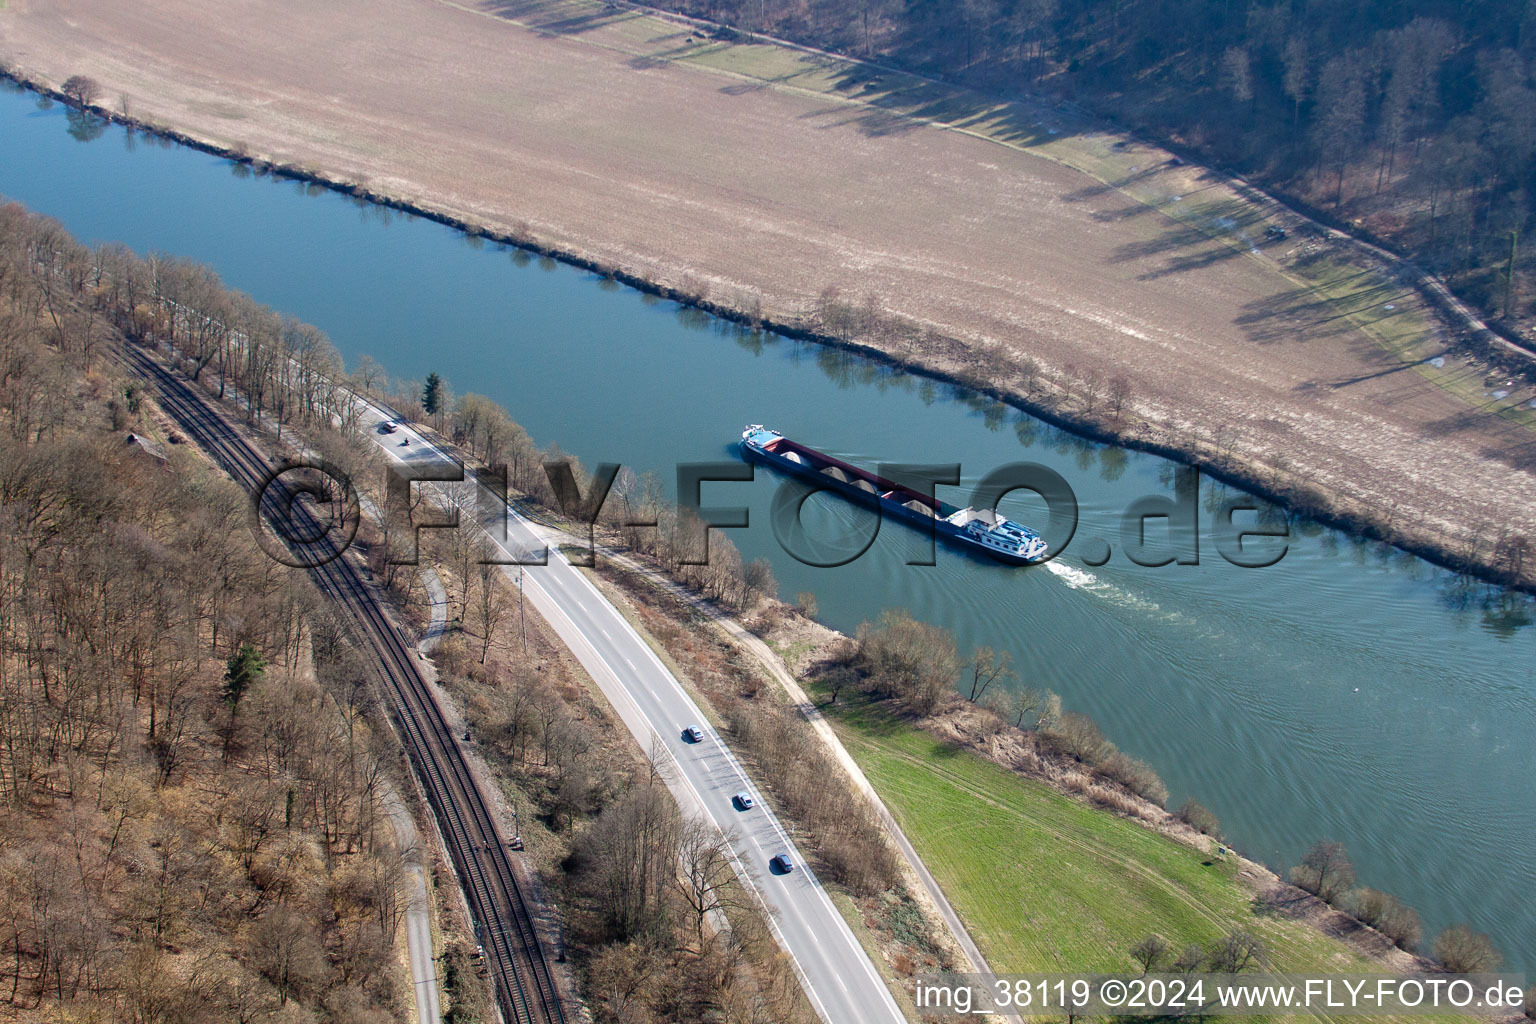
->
734;792;755;810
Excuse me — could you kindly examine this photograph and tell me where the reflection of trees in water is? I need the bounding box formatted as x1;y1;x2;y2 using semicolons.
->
1202;481;1290;535
1479;593;1532;637
1292;514;1327;538
815;344;855;387
982;401;1008;432
1074;439;1098;472
1014;411;1080;454
674;304;711;331
1059;431;1097;464
733;325;764;356
1393;547;1431;580
1014;412;1040;447
65;108;106;143
1438;575;1534;636
869;363;914;396
810;344;907;391
1098;446;1129;482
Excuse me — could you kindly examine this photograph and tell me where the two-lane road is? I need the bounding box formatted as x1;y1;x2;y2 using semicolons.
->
368;411;908;1024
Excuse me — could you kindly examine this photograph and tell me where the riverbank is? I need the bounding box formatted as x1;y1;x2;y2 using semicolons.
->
3;0;1534;591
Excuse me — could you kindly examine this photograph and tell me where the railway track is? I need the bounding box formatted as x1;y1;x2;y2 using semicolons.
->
121;343;565;1024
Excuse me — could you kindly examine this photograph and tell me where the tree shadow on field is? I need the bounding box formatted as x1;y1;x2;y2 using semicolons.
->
478;0;636;37
1420;408;1491;437
1483;437;1536;472
1251;886;1311;919
1091;203;1156;223
1138;240;1248;280
720;80;769;96
1108;196;1263;257
630;41;704;71
826;693;907;739
1236;276;1402;350
1062;162;1178;203
793;63;1070;147
1105;219;1248;282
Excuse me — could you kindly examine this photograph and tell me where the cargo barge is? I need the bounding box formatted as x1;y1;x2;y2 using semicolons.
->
739;424;1048;564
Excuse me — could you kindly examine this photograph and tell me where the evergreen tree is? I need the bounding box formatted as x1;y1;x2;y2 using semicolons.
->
422;371;443;417
223;642;267;713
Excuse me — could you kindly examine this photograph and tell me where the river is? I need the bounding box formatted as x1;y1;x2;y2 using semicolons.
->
3;83;1532;969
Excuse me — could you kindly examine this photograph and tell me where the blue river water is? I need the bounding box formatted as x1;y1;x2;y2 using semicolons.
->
3;84;1532;968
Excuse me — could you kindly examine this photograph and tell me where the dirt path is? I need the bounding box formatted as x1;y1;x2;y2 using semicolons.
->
384;787;444;1024
4;0;1535;578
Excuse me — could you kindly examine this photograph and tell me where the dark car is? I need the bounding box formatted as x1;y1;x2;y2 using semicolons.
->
683;725;704;743
733;791;755;810
770;852;794;874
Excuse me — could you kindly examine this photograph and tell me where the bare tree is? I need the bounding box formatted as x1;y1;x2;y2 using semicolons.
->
1220;47;1254;107
246;908;330;1006
1173;942;1205;974
60;75;102;109
576;785;682;941
966;645;1013;702
1107;375;1133;418
1433;925;1502;972
1130;933;1170;975
473;556;506;663
1282;36;1312;131
646;733;677;787
822;662;857;707
1208;930;1266;973
1290;839;1356;904
676;819;748;953
1313;54;1368;204
855;609;959;712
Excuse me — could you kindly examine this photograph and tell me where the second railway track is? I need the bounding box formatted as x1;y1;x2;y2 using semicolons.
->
121;342;565;1024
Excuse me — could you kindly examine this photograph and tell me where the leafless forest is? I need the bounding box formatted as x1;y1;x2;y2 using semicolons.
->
0;202;408;1021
